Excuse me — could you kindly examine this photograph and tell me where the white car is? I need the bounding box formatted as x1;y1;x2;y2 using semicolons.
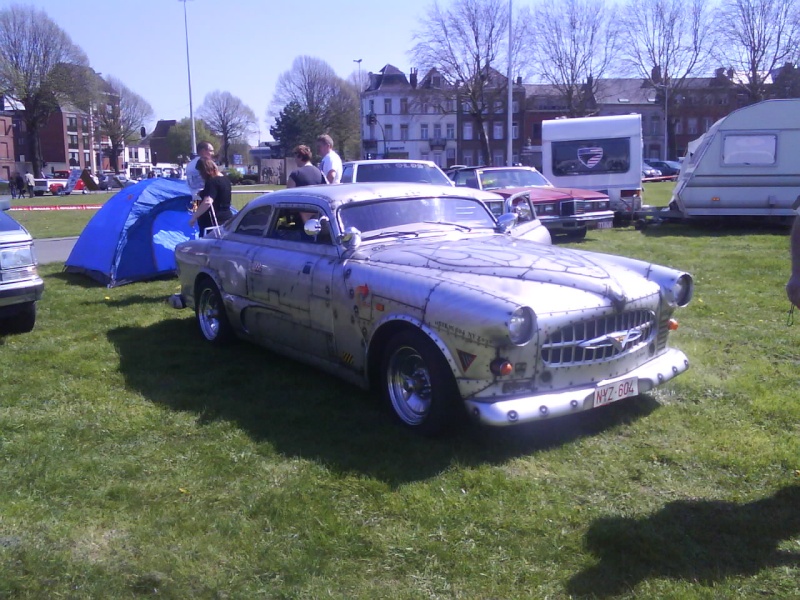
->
340;159;454;186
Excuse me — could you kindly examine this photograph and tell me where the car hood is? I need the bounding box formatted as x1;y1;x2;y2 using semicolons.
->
355;235;658;313
491;186;608;201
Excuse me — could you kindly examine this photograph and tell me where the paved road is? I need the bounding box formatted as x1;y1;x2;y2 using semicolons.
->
34;236;78;265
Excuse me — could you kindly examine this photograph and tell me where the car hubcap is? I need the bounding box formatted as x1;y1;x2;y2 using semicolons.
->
387;345;432;425
198;288;220;340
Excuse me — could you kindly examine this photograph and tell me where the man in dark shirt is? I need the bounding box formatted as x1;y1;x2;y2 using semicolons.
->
287;145;326;187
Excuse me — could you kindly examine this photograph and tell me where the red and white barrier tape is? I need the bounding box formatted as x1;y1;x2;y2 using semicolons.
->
9;204;103;211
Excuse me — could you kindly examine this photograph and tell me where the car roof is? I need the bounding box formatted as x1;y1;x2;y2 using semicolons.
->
455;165;536;172
342;159;439;167
245;182;503;212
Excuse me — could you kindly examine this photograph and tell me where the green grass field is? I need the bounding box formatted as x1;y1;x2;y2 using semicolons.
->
0;218;797;598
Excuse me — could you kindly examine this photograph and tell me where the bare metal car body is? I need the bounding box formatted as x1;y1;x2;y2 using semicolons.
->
173;182;692;433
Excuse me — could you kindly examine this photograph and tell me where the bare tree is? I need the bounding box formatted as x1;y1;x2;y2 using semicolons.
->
411;0;525;163
616;0;716;158
197;91;256;167
526;0;619;117
0;4;90;177
95;76;154;174
715;0;800;103
269;56;359;159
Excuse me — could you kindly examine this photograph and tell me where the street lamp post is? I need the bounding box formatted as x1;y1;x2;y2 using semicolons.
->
663;82;669;161
506;0;513;166
354;58;363;159
179;0;197;155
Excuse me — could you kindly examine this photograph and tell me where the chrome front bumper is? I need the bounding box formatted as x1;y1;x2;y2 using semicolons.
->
465;348;689;427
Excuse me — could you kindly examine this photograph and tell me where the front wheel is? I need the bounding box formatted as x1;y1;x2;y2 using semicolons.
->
565;227;588;241
195;280;234;345
0;302;36;335
380;330;460;435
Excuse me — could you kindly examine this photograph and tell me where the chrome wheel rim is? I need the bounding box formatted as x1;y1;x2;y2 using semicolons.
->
198;288;221;340
387;345;432;426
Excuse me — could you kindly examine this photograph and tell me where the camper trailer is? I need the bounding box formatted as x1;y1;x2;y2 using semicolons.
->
671;99;800;220
542;114;644;219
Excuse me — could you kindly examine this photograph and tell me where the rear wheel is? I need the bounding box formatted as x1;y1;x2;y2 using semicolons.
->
565;227;587;241
380;330;460;435
195;279;233;345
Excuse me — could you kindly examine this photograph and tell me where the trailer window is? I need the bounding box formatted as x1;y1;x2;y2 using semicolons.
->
551;138;630;176
722;134;776;166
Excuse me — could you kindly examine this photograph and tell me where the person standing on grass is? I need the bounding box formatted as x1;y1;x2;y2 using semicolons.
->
185;141;215;199
286;145;326;188
14;172;24;199
787;210;800;309
24;171;34;198
316;134;342;184
189;156;232;238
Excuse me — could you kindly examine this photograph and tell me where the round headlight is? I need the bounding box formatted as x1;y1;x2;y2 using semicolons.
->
672;274;693;306
508;307;535;345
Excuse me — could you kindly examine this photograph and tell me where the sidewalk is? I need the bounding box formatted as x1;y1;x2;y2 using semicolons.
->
34;236;78;265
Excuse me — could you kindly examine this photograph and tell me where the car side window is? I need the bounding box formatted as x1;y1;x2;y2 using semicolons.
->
341;165;353;183
234;206;273;237
269;206;331;244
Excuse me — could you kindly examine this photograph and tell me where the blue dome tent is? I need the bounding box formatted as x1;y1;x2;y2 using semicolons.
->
65;178;197;287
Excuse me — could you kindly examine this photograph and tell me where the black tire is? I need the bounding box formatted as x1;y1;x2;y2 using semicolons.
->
1;302;36;335
380;330;461;436
195;279;234;345
565;227;588;241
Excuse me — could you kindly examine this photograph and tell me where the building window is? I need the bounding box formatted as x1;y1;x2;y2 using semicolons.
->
420;123;429;139
687;118;698;135
83;151;90;166
384;98;392;114
128;148;136;160
67;116;78;131
650;115;660;136
68;134;79;149
81;118;88;131
385;124;393;140
674;119;683;135
719;95;729;105
421;152;429;161
446;147;455;161
462;149;474;166
463;122;472;140
492;150;504;166
432;75;441;88
532;123;542;141
446;123;455;139
494;100;503;114
493;122;504;140
461;101;470;113
400;98;408;114
703;117;713;132
512;122;519;140
400;124;408;140
144;148;150;162
433;151;442;166
433;124;441;139
512;101;519;113
69;151;79;165
446;100;454;112
82;134;89;149
369;99;375;113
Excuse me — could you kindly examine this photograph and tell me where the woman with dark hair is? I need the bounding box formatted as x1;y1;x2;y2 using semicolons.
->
189;156;233;237
286;144;326;187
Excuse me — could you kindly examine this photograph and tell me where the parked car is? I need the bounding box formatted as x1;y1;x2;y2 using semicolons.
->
340;159;453;185
0;183;44;334
645;160;681;178
642;164;663;179
449;166;614;239
172;182;693;435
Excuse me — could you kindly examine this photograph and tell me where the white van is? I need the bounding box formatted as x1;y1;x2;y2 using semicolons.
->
671;99;800;220
542;114;644;219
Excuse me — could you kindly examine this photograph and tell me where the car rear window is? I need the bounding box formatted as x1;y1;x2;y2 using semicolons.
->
355;163;451;185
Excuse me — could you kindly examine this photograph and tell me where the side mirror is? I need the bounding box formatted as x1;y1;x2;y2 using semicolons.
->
339;226;362;249
303;217;324;237
496;212;518;233
0;197;10;212
505;191;535;222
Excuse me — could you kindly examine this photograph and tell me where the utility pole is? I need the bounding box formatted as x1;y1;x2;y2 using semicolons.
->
180;0;197;155
354;59;363;158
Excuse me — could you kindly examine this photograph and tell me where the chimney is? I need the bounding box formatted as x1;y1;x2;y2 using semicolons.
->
727;68;734;79
516;76;522;85
715;67;725;79
410;68;418;89
651;65;662;84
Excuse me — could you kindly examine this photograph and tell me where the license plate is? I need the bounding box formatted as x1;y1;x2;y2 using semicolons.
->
596;219;613;229
593;377;639;408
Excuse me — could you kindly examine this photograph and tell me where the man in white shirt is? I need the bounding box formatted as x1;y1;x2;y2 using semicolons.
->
316;134;342;184
787;199;800;308
185;141;215;198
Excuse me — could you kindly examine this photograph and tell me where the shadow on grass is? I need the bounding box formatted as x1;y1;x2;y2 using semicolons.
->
566;485;800;598
638;218;791;239
107;318;660;486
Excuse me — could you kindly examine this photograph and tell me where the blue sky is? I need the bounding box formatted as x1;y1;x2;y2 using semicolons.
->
17;0;436;141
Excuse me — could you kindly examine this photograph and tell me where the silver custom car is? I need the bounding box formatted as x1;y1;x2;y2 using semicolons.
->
173;183;693;434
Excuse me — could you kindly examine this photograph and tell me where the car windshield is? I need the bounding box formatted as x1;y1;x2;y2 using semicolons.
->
339;196;496;236
355;162;452;185
478;168;551;190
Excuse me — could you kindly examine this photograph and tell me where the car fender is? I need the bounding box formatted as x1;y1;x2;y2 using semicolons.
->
365;313;462;386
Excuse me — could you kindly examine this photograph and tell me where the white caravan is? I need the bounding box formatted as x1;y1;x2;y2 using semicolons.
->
542;114;644;218
671;99;800;219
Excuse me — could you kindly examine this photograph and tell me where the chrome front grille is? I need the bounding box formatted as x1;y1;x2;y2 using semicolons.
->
541;310;656;365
